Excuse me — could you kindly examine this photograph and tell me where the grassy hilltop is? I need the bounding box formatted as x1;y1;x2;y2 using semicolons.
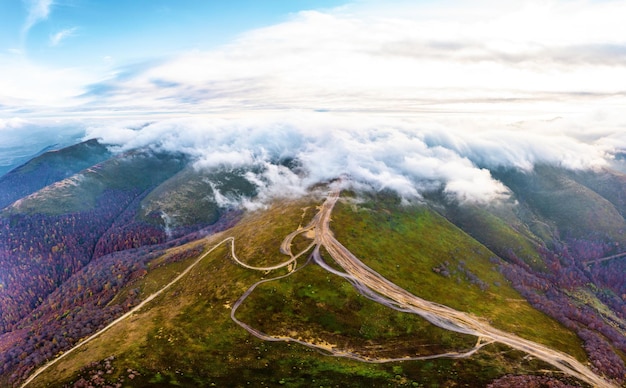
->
1;141;625;387
28;193;589;387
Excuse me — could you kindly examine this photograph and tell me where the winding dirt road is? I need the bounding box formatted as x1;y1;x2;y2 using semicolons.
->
22;188;617;388
19;237;236;388
233;188;617;388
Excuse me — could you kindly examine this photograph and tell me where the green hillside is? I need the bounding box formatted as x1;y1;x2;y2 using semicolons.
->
4;150;187;215
0;139;112;210
28;193;588;387
441;201;547;272
494;165;626;247
9;139;111;176
139;166;256;228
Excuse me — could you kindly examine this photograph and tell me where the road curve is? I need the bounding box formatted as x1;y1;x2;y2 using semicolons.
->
314;190;616;388
20;236;235;388
230;209;497;364
232;188;616;388
583;251;626;266
21;189;617;388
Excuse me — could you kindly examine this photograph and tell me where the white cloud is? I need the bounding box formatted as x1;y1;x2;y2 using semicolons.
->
0;55;96;110
7;0;626;123
82;112;616;205
5;0;626;203
49;27;78;47
22;0;53;36
65;0;626;141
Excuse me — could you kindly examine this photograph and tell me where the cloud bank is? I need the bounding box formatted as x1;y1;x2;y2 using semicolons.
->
72;1;626;120
4;0;626;205
6;0;626;124
84;113;617;206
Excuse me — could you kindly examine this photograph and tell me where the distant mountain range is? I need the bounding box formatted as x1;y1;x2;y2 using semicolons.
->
0;140;625;387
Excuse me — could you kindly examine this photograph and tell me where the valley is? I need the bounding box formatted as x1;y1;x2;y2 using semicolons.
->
1;141;626;387
5;1;626;387
20;187;618;388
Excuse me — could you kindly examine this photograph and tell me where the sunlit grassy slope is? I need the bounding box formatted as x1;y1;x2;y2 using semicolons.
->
494;165;626;247
4;150;187;215
0;139;111;210
138;165;256;227
29;192;587;387
441;201;547;272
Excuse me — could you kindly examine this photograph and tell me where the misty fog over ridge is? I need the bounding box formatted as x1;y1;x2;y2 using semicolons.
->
2;112;619;209
4;2;626;386
2;110;626;207
2;0;626;203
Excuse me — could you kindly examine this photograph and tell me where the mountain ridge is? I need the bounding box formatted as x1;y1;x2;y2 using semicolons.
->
1;140;625;387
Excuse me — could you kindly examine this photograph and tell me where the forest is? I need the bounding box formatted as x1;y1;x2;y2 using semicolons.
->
1;144;625;387
499;239;626;382
0;179;242;384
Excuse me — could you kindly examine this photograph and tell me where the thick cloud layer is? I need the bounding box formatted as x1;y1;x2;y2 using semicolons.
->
4;0;626;204
71;1;626;122
4;0;626;119
84;113;618;206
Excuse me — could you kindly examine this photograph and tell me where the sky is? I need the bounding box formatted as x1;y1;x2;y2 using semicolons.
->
1;0;626;202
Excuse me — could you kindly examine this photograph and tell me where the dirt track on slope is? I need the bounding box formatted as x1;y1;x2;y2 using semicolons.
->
22;188;616;388
233;188;616;388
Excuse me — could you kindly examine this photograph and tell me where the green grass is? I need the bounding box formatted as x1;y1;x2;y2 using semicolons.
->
6;150;186;215
445;203;547;271
236;261;478;359
28;193;588;387
495;165;626;245
138;166;257;227
330;193;586;361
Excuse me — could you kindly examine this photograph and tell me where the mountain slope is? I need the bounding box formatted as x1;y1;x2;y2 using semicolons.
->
4;148;187;215
138;165;256;229
493;165;626;249
23;193;599;388
2;145;626;387
0;148;189;336
0;139;112;210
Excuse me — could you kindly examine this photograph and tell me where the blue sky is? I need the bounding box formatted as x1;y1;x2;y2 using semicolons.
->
3;0;626;120
1;0;626;195
1;0;348;67
0;0;347;172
